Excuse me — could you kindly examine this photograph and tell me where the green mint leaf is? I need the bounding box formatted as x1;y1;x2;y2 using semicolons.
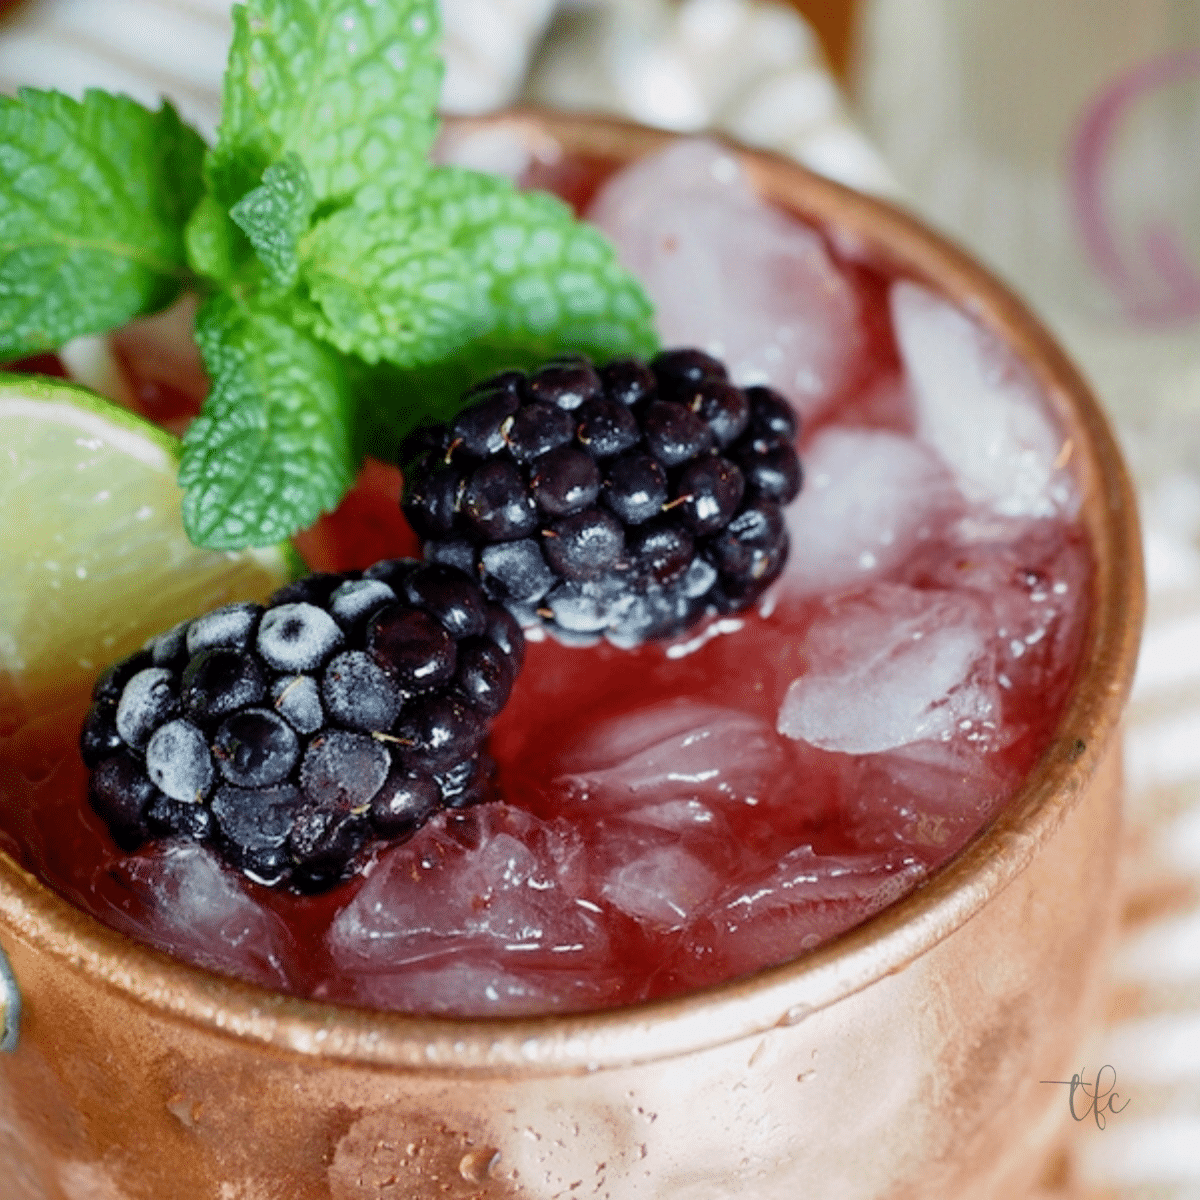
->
230;154;316;287
330;170;660;456
207;0;441;211
296;200;484;366
425;167;658;362
0;89;205;359
180;294;356;549
300;168;657;383
349;168;660;446
185;193;253;284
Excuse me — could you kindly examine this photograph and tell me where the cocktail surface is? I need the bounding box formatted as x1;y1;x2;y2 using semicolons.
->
0;140;1089;1015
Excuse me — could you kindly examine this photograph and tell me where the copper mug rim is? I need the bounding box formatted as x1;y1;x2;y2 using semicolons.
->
0;109;1145;1079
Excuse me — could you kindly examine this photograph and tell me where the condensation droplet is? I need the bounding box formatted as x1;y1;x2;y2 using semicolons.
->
459;1148;500;1183
777;1002;813;1027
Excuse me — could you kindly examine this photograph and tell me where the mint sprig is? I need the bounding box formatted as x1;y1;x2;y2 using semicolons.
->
0;89;204;360
432;170;658;360
1;0;659;551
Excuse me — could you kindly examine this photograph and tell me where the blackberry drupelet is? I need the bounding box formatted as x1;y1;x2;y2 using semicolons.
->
79;561;522;891
402;350;802;645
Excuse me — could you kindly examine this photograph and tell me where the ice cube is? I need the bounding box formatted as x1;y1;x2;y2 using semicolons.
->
589;139;863;418
783;427;961;596
325;805;616;1014
547;698;787;938
841;740;1018;863
777;584;999;754
87;843;299;991
900;516;1093;718
552;698;785;811
321;954;624;1017
891;281;1074;518
626;798;720;831
329;808;592;961
600;844;722;930
665;844;926;987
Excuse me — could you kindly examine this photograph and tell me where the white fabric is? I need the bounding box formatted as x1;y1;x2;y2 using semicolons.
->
523;0;896;194
0;0;557;130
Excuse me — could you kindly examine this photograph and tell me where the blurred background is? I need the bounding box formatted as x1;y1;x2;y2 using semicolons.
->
2;1;1198;1195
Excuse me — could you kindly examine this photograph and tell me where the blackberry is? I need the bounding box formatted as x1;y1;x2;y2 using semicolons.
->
402;350;802;644
79;564;523;891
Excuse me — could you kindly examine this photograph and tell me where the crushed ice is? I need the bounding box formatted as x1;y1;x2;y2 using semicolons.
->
782;427;961;596
776;584;999;754
589;139;864;419
891;281;1076;519
551;699;784;808
91;843;298;990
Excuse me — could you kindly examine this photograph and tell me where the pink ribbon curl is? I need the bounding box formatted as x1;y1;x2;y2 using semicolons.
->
1069;47;1200;326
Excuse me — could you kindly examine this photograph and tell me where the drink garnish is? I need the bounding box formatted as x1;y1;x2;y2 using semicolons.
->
0;0;658;552
78;343;803;887
3;5;801;895
0;373;296;709
0;91;204;360
402;350;801;645
83;559;519;890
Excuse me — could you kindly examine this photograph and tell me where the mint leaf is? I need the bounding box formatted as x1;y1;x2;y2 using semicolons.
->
297;201;483;366
230;155;316;287
422;168;658;361
0;89;205;359
327;170;659;458
208;0;442;211
180;294;355;549
186;193;253;284
300;168;657;381
347;169;659;441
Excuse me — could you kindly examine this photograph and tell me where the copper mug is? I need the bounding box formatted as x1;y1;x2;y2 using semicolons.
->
0;111;1144;1200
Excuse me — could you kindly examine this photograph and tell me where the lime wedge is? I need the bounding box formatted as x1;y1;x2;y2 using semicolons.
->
0;374;299;715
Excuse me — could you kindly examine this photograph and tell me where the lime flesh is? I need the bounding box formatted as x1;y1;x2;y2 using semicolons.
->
0;374;297;717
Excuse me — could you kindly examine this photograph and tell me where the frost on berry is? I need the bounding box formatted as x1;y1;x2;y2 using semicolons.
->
256;603;344;672
81;563;523;891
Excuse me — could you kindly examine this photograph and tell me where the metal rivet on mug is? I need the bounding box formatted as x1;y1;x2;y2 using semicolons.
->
0;941;19;1053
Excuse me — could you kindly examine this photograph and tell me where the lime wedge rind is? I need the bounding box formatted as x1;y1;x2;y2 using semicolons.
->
0;374;295;711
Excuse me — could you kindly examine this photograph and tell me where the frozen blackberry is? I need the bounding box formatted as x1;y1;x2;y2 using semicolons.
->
402;350;803;644
79;561;523;891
